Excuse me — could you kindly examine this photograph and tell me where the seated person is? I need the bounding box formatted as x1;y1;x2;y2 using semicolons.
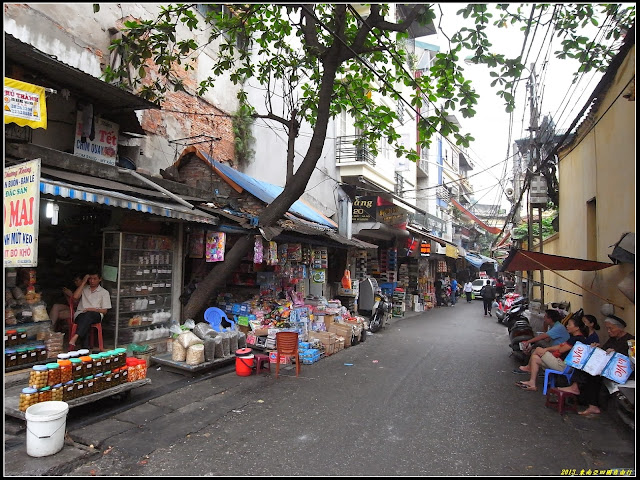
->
519;309;569;354
48;273;84;332
514;316;588;392
557;315;634;415
68;269;111;350
582;314;600;344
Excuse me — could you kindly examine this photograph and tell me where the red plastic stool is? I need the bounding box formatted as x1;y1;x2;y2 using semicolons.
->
545;388;579;414
70;322;104;352
254;353;271;374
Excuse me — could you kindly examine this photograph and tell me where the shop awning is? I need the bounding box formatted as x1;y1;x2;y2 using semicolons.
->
405;224;455;248
40;177;218;225
465;252;499;270
608;232;635;264
450;198;502;235
500;248;615;272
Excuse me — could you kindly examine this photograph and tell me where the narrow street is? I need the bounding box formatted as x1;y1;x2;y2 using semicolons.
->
18;301;630;476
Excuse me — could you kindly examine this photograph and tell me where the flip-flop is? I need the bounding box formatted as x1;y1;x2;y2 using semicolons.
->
512;368;529;374
515;381;527;387
519;384;537;391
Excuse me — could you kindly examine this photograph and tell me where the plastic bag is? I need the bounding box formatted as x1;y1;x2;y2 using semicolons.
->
186;343;205;365
193;322;216;340
219;331;231;357
177;331;202;349
184;318;196;330
172;339;187;361
204;337;218;361
229;330;239;353
237;331;247;349
213;335;223;358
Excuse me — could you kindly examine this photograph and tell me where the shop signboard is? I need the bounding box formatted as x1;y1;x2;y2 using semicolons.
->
352;196;377;222
419;240;431;257
74;111;119;166
353;195;409;225
4;158;41;267
4;77;48;130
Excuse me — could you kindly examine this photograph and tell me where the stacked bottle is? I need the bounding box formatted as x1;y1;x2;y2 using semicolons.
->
91;354;103;375
63;381;75;401
46;363;61;387
51;383;64;401
70;358;84;381
5;348;18;368
19;387;38;412
58;359;73;384
38;386;52;403
29;365;48;389
84;376;95;395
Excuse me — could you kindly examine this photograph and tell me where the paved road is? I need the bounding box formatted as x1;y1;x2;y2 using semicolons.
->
7;301;635;476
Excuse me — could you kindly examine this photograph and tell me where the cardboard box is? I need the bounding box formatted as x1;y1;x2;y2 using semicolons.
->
268;351;291;364
253;328;269;336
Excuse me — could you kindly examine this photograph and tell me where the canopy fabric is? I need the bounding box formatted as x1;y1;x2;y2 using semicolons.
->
500;249;615;272
608;232;635;264
451;198;502;235
465;252;498;269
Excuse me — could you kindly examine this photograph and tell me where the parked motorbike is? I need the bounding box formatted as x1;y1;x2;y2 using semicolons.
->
500;297;529;327
495;292;523;322
369;290;392;333
504;298;533;362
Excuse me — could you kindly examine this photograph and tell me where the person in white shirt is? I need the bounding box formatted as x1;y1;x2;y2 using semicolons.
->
68;269;111;350
463;280;474;303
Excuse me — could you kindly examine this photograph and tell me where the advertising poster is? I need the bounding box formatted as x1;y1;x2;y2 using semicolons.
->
4;158;41;267
188;228;205;258
205;231;226;262
4;77;48;129
73;111;119;166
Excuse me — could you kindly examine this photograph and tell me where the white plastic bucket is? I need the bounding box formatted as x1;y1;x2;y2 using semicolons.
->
25;401;69;457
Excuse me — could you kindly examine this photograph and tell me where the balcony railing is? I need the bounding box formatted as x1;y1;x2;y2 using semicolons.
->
336;135;376;166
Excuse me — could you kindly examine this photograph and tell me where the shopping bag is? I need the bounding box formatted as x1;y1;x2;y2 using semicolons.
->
564;341;594;370
582;347;613;376
601;353;633;384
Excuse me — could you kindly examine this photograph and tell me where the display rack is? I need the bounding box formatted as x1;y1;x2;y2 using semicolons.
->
392;290;405;317
102;232;174;348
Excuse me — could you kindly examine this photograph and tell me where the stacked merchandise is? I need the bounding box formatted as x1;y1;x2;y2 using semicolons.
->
392;289;406;317
298;342;322;364
398;264;409;292
355;250;368;281
386;248;398;283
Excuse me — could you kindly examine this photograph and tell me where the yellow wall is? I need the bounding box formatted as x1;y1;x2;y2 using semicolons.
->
535;44;635;338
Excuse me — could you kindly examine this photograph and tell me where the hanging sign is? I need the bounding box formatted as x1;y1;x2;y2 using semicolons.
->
74;111;118;166
205;231;226;262
420;240;431;257
4;77;48;129
4;158;41;267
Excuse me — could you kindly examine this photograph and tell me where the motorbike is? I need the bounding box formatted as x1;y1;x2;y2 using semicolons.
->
369;290;392;333
503;298;534;362
499;296;528;328
495;292;523;322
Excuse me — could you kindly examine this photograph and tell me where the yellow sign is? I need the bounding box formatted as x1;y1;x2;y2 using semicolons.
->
445;244;458;259
4;159;41;267
4;77;48;129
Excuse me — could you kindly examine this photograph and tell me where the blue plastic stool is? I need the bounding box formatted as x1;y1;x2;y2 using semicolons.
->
543;366;575;395
204;307;236;332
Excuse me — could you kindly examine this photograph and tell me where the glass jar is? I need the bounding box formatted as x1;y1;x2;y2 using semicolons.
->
103;370;113;390
57;352;70;362
51;383;64;401
17;328;28;345
114;348;127;368
19;387;39;412
26;345;38;364
138;358;148;379
68;350;80;360
74;378;85;398
120;364;129;384
46;362;61;387
112;367;122;386
16;347;29;366
38;386;52;403
6;348;18;368
84;376;95;395
63;381;75;401
80;355;93;376
58;359;73;383
77;348;90;356
102;351;115;370
29;365;49;389
93;372;104;392
36;345;48;363
6;329;19;346
70;357;84;380
91;354;103;375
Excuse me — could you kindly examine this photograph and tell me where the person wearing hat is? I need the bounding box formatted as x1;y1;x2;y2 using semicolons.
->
582;314;600;345
557;315;634;416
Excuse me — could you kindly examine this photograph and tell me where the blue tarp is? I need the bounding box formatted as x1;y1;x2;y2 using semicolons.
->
200;151;336;228
465;252;498;269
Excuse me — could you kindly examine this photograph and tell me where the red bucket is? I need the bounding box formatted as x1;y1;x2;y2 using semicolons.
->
235;349;254;376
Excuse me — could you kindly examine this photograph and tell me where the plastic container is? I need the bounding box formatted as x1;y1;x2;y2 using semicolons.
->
77;349;90;357
103;370;113;390
112;368;122;386
6;348;18;368
57;353;70;361
63;381;74;402
93;373;104;392
74;378;85;398
101;351;113;371
6;329;18;346
26;345;38;364
57;360;72;384
38;386;52;403
67;351;80;359
46;363;61;387
90;354;103;375
80;356;93;376
16;347;29;366
120;365;129;384
114;348;127;368
36;345;48;363
29;365;49;390
25;401;69;457
126;358;138;382
51;384;63;401
19;387;39;412
17;328;28;344
84;376;95;395
235;348;254;377
70;358;84;381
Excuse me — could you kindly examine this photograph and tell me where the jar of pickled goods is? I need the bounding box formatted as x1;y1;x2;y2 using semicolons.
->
84;376;95;396
26;345;38;364
57;352;70;361
46;362;61;387
80;355;93;376
91;354;103;375
51;383;64;401
6;329;18;347
38;386;52;403
58;359;73;383
68;350;80;360
19;387;39;412
6;348;18;368
138;358;147;379
114;348;127;368
103;370;113;390
36;344;48;362
93;373;104;393
101;351;113;370
17;328;28;345
77;348;90;356
126;358;138;382
112;368;122;386
29;365;49;389
16;346;29;366
70;357;84;380
63;380;75;401
74;378;85;398
120;364;129;384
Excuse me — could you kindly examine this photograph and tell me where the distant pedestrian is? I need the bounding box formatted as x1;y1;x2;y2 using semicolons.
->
450;278;458;306
481;279;496;316
463;280;473;303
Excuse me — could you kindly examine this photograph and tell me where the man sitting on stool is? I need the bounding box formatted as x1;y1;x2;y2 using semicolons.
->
68;268;111;350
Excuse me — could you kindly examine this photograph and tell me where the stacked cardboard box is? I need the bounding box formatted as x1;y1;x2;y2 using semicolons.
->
327;322;353;348
308;331;337;356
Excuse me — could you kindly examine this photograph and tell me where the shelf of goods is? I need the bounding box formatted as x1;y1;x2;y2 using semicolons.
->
102;232;174;348
392;290;405;317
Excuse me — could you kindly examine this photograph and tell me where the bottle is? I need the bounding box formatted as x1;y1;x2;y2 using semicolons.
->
51;383;63;401
70;357;84;380
91;353;103;375
46;362;61;387
19;387;39;412
63;380;75;401
80;355;93;377
38;385;52;403
58;359;73;383
29;365;49;389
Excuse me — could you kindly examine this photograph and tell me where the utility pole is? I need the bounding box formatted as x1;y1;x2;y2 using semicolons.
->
526;63;539;301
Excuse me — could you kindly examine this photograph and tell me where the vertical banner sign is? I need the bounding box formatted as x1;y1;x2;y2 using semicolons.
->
74;111;119;166
4;158;41;267
205;231;226;262
4;77;48;129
